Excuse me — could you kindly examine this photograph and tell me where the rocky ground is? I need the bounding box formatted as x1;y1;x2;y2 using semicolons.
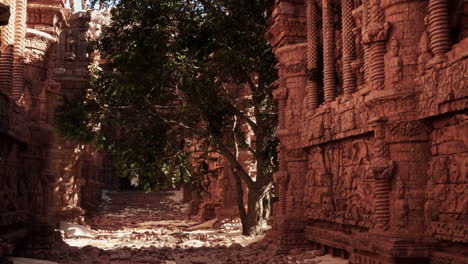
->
12;191;348;264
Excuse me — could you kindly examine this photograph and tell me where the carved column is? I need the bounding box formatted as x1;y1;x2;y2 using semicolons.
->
342;0;356;100
322;0;336;103
362;0;371;87
306;0;319;109
11;0;26;101
427;0;450;66
273;86;288;129
0;0;15;95
372;141;394;231
273;87;289;215
370;120;394;231
363;0;389;91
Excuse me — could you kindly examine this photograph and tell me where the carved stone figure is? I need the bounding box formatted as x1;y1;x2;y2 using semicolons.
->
394;180;408;231
418;16;433;76
389;38;402;83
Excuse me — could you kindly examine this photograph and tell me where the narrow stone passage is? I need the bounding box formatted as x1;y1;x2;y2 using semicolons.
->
13;191;347;264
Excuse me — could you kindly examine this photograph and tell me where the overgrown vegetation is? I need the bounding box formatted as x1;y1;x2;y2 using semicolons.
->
55;0;278;235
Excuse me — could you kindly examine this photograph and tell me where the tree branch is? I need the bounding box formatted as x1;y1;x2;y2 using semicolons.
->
213;137;255;188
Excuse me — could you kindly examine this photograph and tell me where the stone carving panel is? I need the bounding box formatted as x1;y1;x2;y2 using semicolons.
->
418;59;468;116
304;139;374;229
426;116;468;243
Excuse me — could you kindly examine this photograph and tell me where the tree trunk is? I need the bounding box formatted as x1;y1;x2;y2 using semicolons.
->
239;184;272;236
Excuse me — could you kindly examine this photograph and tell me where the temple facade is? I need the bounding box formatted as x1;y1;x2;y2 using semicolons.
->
0;0;467;262
0;0;111;257
266;0;467;263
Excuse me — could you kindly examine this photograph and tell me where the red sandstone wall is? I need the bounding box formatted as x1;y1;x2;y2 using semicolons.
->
267;0;468;263
0;3;110;256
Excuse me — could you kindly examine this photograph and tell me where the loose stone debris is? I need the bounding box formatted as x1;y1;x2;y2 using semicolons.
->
17;191;347;264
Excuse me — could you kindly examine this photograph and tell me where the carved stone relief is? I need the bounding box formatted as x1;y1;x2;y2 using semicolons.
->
303;139;375;229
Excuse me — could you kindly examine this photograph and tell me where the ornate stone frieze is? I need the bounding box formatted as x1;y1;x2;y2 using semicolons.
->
418;58;468;117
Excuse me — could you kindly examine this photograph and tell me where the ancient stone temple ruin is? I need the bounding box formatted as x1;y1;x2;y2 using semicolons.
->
266;0;467;263
0;0;467;263
0;0;111;257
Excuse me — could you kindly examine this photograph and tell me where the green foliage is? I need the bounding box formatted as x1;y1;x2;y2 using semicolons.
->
55;0;278;197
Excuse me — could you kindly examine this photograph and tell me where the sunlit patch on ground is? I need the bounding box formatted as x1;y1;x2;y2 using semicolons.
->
19;190;349;263
59;190;263;251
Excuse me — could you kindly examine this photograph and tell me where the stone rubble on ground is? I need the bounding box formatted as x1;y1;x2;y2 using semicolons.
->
18;191;347;264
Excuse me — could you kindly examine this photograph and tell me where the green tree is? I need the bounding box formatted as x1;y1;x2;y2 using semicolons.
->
56;0;278;235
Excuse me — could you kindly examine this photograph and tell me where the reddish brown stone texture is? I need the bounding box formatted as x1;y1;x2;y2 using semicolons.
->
185;83;255;222
0;2;110;257
267;0;467;263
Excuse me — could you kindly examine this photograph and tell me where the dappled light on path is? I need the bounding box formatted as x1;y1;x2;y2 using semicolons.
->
20;191;348;264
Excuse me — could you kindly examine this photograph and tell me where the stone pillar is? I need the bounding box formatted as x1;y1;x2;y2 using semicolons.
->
362;0;371;87
273;87;289;215
372;142;394;231
273;86;288;130
369;120;394;231
0;0;15;95
305;0;319;109
322;0;336;102
363;0;389;91
342;0;356;100
427;0;450;66
0;45;13;95
11;0;26;101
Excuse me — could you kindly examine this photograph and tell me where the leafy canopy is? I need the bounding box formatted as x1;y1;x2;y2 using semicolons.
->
55;0;278;192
